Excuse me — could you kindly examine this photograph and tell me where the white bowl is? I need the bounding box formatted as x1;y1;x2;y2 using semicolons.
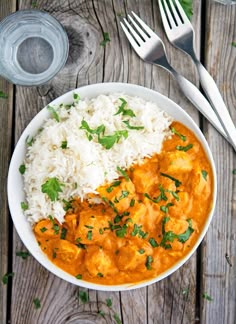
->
7;83;217;291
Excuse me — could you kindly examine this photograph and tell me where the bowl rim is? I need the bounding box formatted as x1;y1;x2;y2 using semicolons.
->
7;82;217;291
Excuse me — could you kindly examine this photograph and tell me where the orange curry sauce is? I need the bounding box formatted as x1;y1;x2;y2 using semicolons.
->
34;122;213;285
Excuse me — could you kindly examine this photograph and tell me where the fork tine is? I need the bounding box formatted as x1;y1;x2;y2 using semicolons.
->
127;14;149;41
167;0;182;25
120;21;140;53
123;18;143;46
173;0;191;24
131;11;156;37
160;0;176;29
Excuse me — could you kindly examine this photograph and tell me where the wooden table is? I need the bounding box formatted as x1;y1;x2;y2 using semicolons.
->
0;1;235;323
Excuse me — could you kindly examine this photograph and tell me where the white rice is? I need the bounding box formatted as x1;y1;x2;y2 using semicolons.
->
23;93;173;224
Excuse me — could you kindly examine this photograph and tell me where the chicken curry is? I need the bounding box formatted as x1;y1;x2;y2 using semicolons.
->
34;122;213;285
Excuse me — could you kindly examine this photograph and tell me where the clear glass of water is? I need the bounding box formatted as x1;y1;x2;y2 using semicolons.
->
0;10;69;86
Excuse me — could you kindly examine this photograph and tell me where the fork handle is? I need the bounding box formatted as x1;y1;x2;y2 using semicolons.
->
195;61;236;147
169;70;236;151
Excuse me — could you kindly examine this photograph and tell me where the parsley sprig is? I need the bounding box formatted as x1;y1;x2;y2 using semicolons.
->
41;177;64;201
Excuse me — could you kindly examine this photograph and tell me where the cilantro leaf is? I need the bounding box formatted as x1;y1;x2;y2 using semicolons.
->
98;130;128;149
201;170;208;181
100;32;110;47
78;291;89;303
21;202;28;211
47;105;60;122
176;144;193;152
123;120;144;130
0;90;8;99
114;98;136;117
202;292;213;301
115;224;128;238
117;166;130;181
61;141;67;149
33;298;41;309
177;219;194;243
106;298;112;307
179;0;193;20
231;41;236;47
19;164;26;174
233;169;236;175
145;255;153;270
160;173;182;187
41;177;64;201
149;238;159;247
114;313;122;324
160;202;174;214
106;180;121;193
75;274;82;279
171;127;186;141
2;272;14;284
73;93;80;103
16;251;30;260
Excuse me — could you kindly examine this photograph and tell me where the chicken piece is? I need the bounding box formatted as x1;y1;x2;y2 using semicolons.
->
165;218;189;235
84;246;118;277
50;239;83;264
63;214;78;242
116;241;152;271
75;204;114;244
131;158;159;193
169;192;192;219
97;178;136;213
129;202;147;225
34;219;61;239
188;167;211;198
159;151;193;174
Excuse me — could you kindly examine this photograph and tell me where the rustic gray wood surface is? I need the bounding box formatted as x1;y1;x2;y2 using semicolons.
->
0;0;235;323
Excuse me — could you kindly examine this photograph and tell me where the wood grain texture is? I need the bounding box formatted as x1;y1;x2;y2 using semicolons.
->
0;1;16;323
201;2;236;324
7;0;231;324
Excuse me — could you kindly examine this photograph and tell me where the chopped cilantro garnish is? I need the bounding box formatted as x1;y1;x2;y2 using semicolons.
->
160;202;174;214
106;180;121;193
75;274;82;279
2;272;14;284
115;224;128;238
84;225;93;229
100;32;110;47
99;228;104;235
16;251;30;260
62;199;72;211
177;219;194;243
145;256;153;270
114;98;136;117
19;164;26;174
47;105;60;122
78;291;89;303
60;228;67;239
149;238;159;247
106;298;112;307
233;169;236;174
176;144;193;152
138;248;145;254
97;272;104;277
114;313;122;324
123;120;144;130
0;90;8;99
171;127;186;141
117;166;130;181
41;177;64;201
202;292;213;301
119;190;129;200
231;41;236;47
98;130;128;149
61;141;67;149
87;230;92;240
40;227;47;233
201;170;208;181
160;173;182;187
21;202;28;211
73;93;80;103
33;298;41;309
130;198;135;207
26;135;34;146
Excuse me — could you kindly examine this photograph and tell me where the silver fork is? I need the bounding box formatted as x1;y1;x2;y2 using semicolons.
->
159;0;236;150
120;12;233;149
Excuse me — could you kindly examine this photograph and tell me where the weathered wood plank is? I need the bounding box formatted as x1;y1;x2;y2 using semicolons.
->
0;2;16;323
201;2;236;324
144;1;202;323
